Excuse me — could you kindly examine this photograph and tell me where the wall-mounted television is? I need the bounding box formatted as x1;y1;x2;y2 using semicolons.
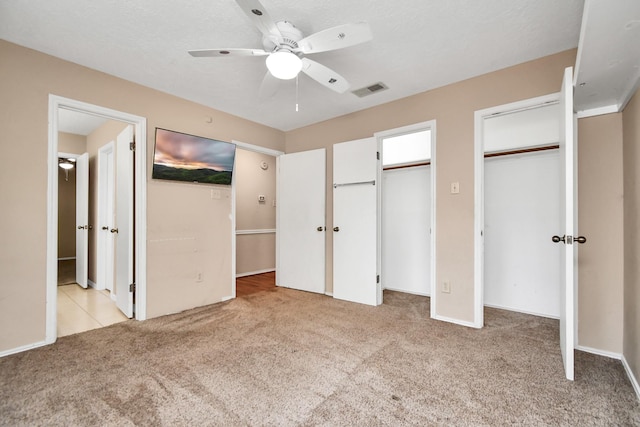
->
152;128;236;185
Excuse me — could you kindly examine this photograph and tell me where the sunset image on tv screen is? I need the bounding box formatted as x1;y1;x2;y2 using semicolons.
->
152;128;236;185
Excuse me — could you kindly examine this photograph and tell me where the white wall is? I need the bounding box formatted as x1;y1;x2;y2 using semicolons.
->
484;150;560;317
382;166;431;296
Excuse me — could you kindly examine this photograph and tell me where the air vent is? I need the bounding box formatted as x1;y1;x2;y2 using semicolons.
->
352;82;389;98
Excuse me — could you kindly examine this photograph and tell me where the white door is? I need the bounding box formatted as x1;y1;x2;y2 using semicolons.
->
97;142;116;292
74;152;89;288
115;126;134;318
333;137;380;306
277;149;326;293
556;66;578;381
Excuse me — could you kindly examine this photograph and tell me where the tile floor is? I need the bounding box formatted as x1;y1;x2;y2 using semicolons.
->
57;284;129;337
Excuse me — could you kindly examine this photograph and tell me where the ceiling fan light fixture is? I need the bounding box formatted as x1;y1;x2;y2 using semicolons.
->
58;158;74;170
266;51;302;80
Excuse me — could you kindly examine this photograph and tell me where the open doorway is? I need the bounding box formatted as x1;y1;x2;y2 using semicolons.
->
46;96;147;344
377;120;436;312
474;94;562;322
231;140;283;298
56;112;133;336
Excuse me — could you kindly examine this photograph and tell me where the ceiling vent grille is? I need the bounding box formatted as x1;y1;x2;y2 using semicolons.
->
352;82;389;98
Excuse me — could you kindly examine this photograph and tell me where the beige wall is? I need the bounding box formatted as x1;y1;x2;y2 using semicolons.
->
1;36;632;360
57;167;76;259
235;149;277;275
0;40;284;352
577;114;624;353
58;132;86;154
286;49;577;323
623;88;640;388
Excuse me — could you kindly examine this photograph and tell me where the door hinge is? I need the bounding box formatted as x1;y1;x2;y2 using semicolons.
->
376;275;380;284
376;151;380;160
129;283;136;293
129;141;135;151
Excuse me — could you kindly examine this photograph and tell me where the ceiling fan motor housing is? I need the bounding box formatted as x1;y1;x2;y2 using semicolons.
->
263;21;304;52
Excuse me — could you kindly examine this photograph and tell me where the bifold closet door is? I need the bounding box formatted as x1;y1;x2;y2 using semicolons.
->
333;137;379;306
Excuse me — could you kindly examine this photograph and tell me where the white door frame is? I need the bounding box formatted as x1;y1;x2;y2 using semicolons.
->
97;141;116;292
47;95;147;344
375;120;437;315
230;139;284;299
473;93;560;329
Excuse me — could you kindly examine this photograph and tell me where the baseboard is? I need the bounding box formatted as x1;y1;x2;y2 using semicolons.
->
236;268;275;278
325;292;333;297
221;296;234;302
57;257;76;261
622;355;640;401
432;314;480;329
87;279;97;289
0;340;49;358
575;345;621;360
383;286;429;297
483;303;559;320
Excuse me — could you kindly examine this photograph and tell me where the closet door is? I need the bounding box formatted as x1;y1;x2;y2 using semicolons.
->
333;137;380;306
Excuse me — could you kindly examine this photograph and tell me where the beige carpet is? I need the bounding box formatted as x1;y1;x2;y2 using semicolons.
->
1;288;638;426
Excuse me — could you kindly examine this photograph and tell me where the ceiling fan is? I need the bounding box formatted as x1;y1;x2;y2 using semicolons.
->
188;0;373;97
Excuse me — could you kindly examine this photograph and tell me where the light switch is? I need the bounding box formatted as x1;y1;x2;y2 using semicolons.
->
450;182;460;194
443;281;451;293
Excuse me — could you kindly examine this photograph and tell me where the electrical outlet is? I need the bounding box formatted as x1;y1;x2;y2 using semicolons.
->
443;281;451;293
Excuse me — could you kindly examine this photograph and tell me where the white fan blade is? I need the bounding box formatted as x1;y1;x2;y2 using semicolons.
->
188;48;268;57
236;0;282;42
296;22;372;54
259;71;281;99
301;58;350;94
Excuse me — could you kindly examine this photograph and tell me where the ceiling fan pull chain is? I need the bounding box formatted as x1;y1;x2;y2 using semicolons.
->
295;74;299;112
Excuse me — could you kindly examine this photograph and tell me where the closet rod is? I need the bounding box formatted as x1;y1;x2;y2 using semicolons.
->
333;180;376;189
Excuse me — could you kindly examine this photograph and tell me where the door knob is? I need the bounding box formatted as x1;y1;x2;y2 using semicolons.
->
317;226;325;231
333;227;340;232
552;235;586;244
110;228;119;234
102;226;109;230
77;225;87;230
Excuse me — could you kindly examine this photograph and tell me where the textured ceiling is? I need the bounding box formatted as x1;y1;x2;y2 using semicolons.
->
574;0;640;112
1;0;585;131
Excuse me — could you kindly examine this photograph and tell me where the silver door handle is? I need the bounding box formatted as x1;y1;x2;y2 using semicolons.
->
333;227;340;232
110;228;119;234
552;235;586;244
